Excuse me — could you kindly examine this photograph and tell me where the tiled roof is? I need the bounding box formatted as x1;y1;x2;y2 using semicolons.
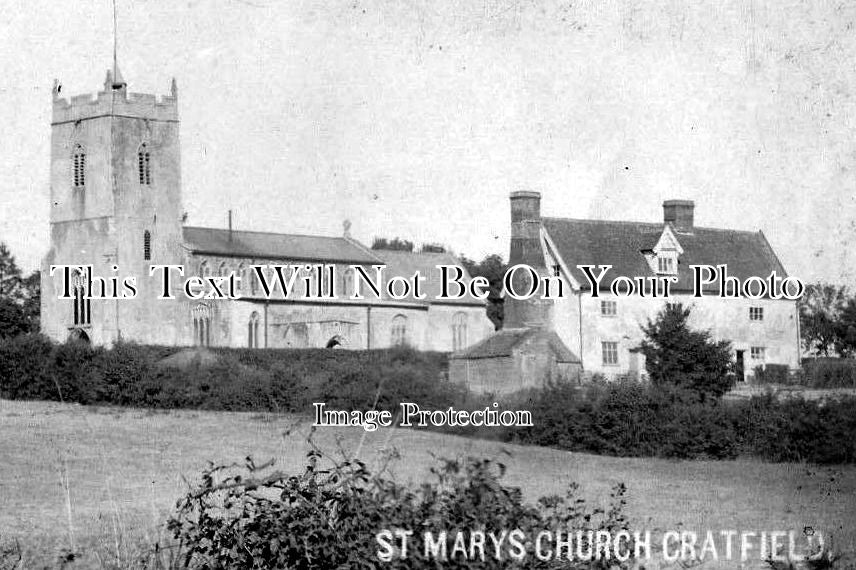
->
451;327;579;362
182;227;381;264
373;249;484;306
542;218;788;293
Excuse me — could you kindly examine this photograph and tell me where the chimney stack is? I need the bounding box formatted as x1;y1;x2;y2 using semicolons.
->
663;199;694;231
506;190;551;329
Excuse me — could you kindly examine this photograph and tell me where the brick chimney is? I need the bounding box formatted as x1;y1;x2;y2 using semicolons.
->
663;199;695;231
505;191;551;329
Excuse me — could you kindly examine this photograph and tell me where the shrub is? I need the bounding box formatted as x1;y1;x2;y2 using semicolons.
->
639;305;734;399
0;333;53;398
801;358;856;388
167;450;633;569
753;364;791;385
513;381;856;464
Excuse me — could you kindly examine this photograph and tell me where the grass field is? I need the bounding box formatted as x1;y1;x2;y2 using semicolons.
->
1;398;854;569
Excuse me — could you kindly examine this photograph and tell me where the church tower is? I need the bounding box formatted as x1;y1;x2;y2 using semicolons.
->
41;65;184;344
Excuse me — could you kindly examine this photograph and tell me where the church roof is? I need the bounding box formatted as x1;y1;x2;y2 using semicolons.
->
542;218;788;293
375;249;484;306
450;327;579;361
182;227;381;264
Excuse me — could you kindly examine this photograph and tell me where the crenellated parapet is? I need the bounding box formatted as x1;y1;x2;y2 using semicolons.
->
52;70;178;124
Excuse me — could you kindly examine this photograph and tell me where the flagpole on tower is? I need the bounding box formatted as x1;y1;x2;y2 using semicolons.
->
110;0;126;89
112;0;117;75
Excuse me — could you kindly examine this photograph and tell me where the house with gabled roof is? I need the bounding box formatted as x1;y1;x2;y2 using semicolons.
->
451;192;800;392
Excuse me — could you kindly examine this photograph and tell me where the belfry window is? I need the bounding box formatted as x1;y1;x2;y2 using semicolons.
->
138;143;151;185
73;145;86;187
143;230;151;261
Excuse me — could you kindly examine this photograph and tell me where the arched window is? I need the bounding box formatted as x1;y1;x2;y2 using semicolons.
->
342;267;354;298
143;230;151;261
192;304;211;346
199;260;209;277
72;145;86;187
236;263;246;292
138;143;151;185
250;263;258;295
391;314;408;346
452;312;468;351
218;261;228;277
248;311;260;348
71;268;91;326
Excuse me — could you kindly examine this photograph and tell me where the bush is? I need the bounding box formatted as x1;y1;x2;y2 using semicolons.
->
167;450;633;569
639;305;734;399
513;381;856;464
800;358;856;388
0;337;454;415
752;364;791;385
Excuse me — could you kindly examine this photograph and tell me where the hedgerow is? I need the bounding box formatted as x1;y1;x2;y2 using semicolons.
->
511;381;856;464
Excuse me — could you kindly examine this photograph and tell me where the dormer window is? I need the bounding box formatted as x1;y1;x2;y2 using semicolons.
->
73;145;86;187
138;143;151;185
657;253;676;274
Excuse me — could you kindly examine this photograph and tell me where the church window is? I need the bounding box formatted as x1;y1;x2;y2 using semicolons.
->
451;312;468;351
237;263;246;292
248;311;260;348
391;314;408;346
192;304;211;347
602;341;619;366
72;145;86;187
71;269;91;326
342;267;354;298
138;143;151;185
143;230;151;261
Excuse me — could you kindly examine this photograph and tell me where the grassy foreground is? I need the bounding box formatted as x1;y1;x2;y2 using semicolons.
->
0;399;854;569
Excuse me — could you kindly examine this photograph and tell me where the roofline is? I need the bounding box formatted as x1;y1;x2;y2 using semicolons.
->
757;230;789;277
183;225;357;242
541;216;766;236
184;249;381;265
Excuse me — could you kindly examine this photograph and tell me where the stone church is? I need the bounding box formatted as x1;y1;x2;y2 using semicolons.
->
40;66;493;351
451;192;801;393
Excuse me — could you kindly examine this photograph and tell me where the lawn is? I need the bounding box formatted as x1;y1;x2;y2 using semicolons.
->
0;398;854;568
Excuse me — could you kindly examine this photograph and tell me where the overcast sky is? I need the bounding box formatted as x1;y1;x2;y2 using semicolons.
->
1;0;853;285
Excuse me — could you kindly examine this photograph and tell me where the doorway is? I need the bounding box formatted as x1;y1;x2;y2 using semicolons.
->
735;350;745;382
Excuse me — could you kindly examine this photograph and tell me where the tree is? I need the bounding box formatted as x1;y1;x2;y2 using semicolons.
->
0;298;29;339
0;243;23;299
639;304;734;399
371;237;414;252
835;297;856;357
20;270;40;332
799;282;849;356
459;253;507;330
0;243;39;336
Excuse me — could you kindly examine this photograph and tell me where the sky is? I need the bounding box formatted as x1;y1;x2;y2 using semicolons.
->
0;0;854;285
